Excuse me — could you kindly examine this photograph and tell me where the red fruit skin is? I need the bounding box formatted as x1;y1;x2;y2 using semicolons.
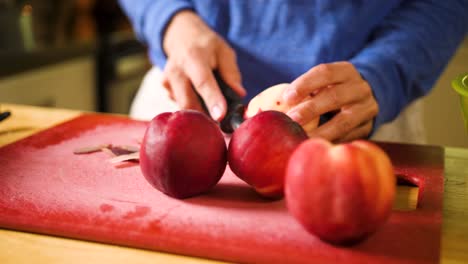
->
228;111;308;199
285;138;396;245
139;110;227;199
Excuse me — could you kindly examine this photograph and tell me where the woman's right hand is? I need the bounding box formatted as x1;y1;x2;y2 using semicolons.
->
162;11;246;121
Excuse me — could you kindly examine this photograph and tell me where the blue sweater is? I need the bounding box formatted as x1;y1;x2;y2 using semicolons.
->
119;0;467;129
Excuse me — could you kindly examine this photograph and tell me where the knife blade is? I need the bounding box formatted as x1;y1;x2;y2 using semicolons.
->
0;111;11;123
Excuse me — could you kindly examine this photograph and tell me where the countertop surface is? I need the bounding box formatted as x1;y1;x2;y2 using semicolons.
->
0;103;467;264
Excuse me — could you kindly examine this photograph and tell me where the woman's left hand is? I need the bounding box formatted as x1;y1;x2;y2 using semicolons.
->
283;61;379;142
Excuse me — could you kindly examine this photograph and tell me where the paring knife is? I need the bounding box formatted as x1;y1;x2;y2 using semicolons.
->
197;71;246;134
0;111;11;123
215;71;246;133
213;73;330;132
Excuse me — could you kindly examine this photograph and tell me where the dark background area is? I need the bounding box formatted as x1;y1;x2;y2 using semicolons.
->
0;0;149;113
0;0;132;51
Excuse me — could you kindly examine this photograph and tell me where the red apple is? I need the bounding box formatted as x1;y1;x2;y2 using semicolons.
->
285;138;396;244
228;111;308;198
245;83;319;132
140;110;227;199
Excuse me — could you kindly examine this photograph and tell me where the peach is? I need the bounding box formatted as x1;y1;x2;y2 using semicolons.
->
245;83;319;132
228;111;308;198
140;110;227;199
285;138;396;244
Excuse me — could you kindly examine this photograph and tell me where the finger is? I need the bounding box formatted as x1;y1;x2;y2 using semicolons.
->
162;72;171;89
308;100;378;142
335;121;374;143
162;64;176;101
161;74;175;101
164;86;175;102
284;61;360;104
217;46;247;97
183;52;227;121
167;66;205;112
166;88;175;101
286;80;370;125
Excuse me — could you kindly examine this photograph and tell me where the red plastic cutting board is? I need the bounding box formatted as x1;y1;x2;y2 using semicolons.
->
0;114;444;264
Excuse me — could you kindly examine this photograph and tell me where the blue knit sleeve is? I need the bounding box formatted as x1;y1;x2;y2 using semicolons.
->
350;0;468;131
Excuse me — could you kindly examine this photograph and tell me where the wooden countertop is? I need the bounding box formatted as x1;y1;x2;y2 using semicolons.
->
0;103;467;264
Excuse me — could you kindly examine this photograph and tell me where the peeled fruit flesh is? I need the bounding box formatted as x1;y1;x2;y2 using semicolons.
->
228;110;308;198
245;84;291;118
285;138;396;244
140;110;227;199
245;83;319;132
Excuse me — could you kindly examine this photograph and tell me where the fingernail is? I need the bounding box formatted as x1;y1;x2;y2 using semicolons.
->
211;105;223;121
238;84;247;96
283;88;298;103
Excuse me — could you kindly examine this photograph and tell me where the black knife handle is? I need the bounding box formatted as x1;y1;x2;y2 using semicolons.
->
213;71;245;133
213;71;243;108
195;71;245;133
0;111;11;123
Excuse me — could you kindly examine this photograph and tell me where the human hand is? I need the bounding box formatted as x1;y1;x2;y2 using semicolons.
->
162;11;246;121
283;62;379;142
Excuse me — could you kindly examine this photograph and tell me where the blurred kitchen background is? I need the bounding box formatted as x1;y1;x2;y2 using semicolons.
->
0;0;149;115
0;0;466;147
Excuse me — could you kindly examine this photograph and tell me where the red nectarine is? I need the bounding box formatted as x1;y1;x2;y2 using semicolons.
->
228;111;308;198
285;138;396;244
140;110;227;199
